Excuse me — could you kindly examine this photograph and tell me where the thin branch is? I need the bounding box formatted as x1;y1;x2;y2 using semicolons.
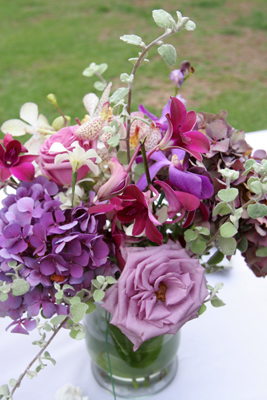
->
9;317;68;398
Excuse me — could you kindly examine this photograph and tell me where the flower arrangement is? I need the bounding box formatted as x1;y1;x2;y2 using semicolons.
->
0;8;267;400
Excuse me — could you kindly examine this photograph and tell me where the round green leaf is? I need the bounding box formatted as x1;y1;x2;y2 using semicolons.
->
158;44;177;67
11;279;30;296
213;202;232;216
198;303;207;315
218;236;236;255
218;188;238;203
219;222;237;238
120;34;143;46
256;247;267;257
190;240;206;254
247;203;267;219
184;229;198;242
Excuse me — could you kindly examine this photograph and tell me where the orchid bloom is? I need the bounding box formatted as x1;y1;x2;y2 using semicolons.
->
96;157;129;202
157;97;210;161
1;102;54;153
49;141;101;176
111;184;163;245
155;180;209;227
0;134;37;182
139;94;186;133
137;149;214;199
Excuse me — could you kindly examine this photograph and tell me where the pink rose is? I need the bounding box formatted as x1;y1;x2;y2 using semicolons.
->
102;241;208;351
38;126;89;186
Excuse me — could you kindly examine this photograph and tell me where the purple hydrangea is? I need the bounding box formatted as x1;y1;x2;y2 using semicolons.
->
0;177;113;333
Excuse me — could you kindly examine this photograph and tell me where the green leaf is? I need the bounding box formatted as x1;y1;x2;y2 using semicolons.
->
106;276;117;285
107;133;120;148
190;240;206;254
218;236;236;255
207;250;224;265
219;222;237;238
11;279;30;296
152;9;176;29
211;295;226;307
247;203;267;219
0;385;9;396
110;88;129;104
218;188;239;203
128;57;149;66
237;235;248;253
0;292;8;302
70;302;88;323
96;275;105;285
120;73;134;84
93;290;105;302
158;44;177;67
256;247;267;257
94;81;106;91
85;301;96;314
198;303;207;316
69;296;81;304
9;379;17;388
185;20;196;31
247;177;262;194
91;279;101;289
117;150;135;165
184;229;198;242
55;291;63;300
26;370;37;379
96;63;108;74
69;328;85;340
213;202;232;216
120;34;143;46
50;315;67;326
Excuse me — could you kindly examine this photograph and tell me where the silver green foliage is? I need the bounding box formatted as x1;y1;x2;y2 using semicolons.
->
184;226;210;255
120;34;143;46
158;44;177;66
110;87;129;104
83;62;108;77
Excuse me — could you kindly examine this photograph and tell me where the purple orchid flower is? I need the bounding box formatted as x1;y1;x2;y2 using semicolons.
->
0;134;36;182
137;149;214;199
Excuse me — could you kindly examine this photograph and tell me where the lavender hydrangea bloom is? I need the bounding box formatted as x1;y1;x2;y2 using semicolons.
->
0;176;112;333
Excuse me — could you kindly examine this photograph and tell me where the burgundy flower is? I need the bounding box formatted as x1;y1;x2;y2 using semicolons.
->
0;134;36;182
111;185;163;245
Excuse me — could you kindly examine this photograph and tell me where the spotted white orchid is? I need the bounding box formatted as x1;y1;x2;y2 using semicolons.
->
49;141;101;176
1;102;54;153
75;83;126;143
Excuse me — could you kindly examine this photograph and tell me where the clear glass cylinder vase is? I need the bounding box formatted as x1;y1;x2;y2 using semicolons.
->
84;305;181;399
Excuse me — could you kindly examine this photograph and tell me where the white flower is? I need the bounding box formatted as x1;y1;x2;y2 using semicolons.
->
49;141;102;176
1;102;54;153
58;186;85;210
55;383;88;400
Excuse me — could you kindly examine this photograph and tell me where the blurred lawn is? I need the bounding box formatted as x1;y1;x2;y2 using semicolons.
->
0;0;267;136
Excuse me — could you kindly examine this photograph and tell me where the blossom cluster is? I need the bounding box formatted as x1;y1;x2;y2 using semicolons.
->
0;8;266;360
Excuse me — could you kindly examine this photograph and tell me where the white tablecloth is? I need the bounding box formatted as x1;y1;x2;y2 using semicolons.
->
0;131;267;400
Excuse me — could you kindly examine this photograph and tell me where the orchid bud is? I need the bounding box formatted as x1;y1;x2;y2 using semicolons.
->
47;93;58;107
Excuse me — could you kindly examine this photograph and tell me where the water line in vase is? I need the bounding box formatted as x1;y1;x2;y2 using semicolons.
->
105;311;117;400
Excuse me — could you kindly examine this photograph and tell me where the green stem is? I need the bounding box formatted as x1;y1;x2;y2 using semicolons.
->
71;171;78;207
140;138;152;188
105;312;116;400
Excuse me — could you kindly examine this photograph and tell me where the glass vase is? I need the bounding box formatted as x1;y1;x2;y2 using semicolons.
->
84;305;181;399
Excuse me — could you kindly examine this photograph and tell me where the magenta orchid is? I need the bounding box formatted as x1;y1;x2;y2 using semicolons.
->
0;134;36;182
156;97;210;161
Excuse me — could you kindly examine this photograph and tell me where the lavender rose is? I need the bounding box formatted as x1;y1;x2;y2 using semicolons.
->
102;241;208;351
38;126;89;186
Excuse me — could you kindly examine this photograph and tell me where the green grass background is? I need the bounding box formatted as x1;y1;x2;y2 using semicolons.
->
0;0;266;137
